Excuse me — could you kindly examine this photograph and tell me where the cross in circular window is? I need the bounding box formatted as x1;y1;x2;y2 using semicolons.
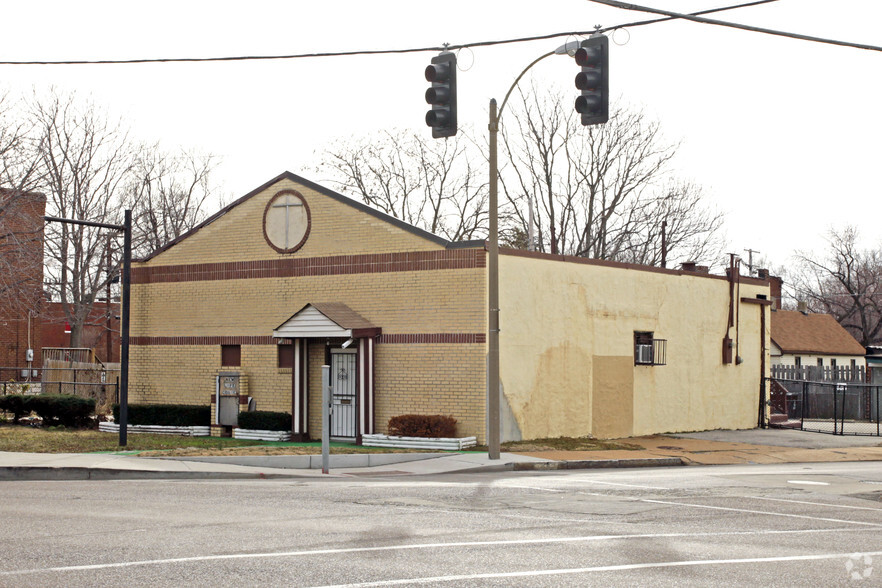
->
264;190;310;253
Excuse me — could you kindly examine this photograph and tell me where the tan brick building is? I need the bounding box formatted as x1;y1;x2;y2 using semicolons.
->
130;172;772;442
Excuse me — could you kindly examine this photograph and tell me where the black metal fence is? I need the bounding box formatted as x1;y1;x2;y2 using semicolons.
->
767;377;881;436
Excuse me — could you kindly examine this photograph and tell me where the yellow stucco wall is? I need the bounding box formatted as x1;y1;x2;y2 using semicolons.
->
499;253;770;439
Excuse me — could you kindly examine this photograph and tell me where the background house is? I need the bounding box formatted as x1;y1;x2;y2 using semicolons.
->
770;309;866;380
39;301;121;365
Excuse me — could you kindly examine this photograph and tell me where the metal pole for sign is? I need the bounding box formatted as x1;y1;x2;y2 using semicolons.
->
43;211;131;447
322;365;331;474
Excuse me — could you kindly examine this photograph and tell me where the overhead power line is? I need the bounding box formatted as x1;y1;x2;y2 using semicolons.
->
0;0;824;66
588;0;882;52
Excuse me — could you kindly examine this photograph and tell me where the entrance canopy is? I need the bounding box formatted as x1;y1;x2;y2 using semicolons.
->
272;302;380;441
273;302;380;339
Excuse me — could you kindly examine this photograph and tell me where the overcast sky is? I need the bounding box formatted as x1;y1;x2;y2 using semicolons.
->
2;0;880;270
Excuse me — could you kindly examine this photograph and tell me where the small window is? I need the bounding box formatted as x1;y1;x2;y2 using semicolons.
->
851;359;856;370
278;344;294;368
831;358;837;369
794;356;802;367
817;358;823;367
634;331;666;366
221;344;241;367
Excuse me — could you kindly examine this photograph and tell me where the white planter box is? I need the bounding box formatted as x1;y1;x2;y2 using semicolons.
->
233;428;292;441
99;423;210;436
361;434;477;451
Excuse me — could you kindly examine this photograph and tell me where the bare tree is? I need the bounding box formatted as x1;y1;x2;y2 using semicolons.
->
31;90;137;348
500;86;724;266
314;129;488;241
793;227;882;347
127;148;218;258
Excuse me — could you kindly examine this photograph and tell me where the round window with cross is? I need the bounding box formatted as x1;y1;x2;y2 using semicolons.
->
263;189;311;253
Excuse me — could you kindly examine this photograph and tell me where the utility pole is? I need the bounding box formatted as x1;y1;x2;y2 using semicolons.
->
744;248;760;276
487;99;501;460
482;38;605;459
661;220;667;269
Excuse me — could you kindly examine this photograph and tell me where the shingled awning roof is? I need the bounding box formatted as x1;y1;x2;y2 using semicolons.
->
771;310;865;356
273;303;380;339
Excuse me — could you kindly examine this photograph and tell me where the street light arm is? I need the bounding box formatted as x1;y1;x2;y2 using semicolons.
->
495;51;555;125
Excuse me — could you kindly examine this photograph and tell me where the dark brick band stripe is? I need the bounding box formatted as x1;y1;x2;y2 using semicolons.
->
132;249;486;284
131;335;279;346
378;333;486;344
131;333;485;345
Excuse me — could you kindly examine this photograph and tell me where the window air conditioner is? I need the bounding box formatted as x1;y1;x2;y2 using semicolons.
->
636;344;653;364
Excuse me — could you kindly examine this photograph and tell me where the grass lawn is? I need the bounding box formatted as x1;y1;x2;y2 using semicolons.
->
0;424;422;456
0;423;639;456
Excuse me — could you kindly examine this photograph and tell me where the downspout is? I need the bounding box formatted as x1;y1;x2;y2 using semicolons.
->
723;253;736;364
735;259;742;364
758;303;767;427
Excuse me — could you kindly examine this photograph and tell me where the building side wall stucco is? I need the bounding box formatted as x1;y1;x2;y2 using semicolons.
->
499;254;770;439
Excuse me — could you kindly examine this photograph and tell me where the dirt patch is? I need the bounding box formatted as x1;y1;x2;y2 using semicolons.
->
473;436;642;453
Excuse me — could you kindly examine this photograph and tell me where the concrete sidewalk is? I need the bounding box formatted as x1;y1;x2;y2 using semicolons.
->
0;450;554;481
0;428;879;481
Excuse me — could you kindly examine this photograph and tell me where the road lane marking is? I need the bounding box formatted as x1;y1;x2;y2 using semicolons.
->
788;480;831;486
314;550;882;587
640;498;882;527
753;496;882;512
1;528;875;577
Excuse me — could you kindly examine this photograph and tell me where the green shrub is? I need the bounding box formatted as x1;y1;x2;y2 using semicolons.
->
26;395;96;428
0;394;31;424
387;414;457;438
112;404;210;427
238;410;291;431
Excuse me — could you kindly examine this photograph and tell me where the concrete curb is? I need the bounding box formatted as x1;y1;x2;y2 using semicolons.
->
512;457;685;471
146;452;452;470
0;466;323;481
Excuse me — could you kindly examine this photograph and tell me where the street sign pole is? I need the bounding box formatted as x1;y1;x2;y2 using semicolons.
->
322;365;331;474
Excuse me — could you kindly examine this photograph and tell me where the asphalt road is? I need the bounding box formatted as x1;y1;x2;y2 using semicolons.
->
1;462;881;587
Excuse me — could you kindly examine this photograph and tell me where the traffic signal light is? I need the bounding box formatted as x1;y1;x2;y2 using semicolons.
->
425;52;457;138
574;36;608;126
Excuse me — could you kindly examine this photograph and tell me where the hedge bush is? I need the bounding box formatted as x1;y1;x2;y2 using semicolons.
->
238;410;291;431
0;394;95;427
387;414;457;438
0;394;31;424
112;404;210;427
29;395;96;427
